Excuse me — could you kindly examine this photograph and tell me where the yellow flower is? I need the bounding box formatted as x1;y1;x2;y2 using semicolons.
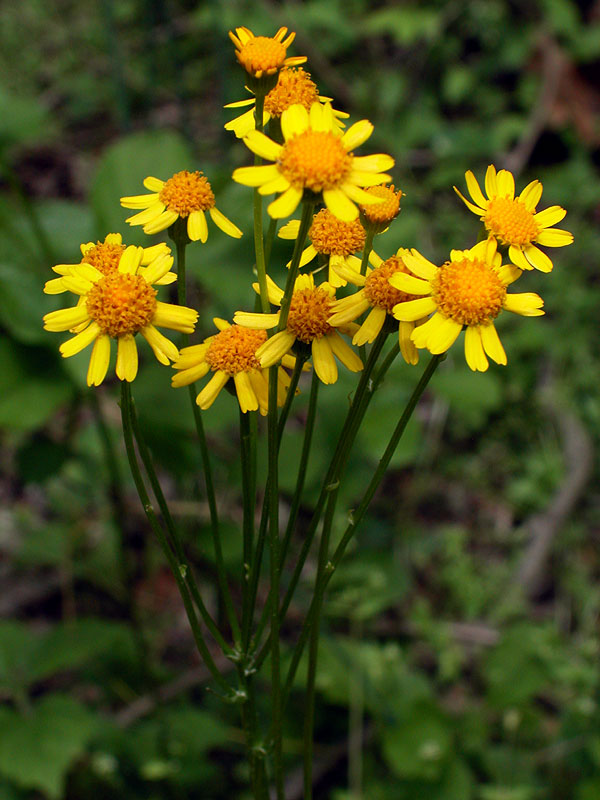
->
229;26;306;79
454;165;573;272
232;102;394;221
120;171;243;243
391;238;544;372
359;184;403;231
278;208;366;287
171;318;293;414
43;245;198;386
328;248;423;364
225;67;348;139
43;233;175;294
233;273;363;385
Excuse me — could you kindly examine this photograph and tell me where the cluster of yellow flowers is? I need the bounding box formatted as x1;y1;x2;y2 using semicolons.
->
43;26;573;409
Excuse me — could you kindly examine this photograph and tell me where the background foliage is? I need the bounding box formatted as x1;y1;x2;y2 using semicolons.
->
1;0;599;798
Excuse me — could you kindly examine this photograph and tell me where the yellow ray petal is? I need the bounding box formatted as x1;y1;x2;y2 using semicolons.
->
243;130;283;161
232;164;282;187
281;103;309;140
393;296;437;322
140;325;180;365
116;335;138;382
480;322;507;365
312;336;338;384
341;120;374;151
484;164;498;197
524;245;553;273
519;180;542;211
268;186;303;219
87;335;111;386
464;170;487;208
322;187;358;221
234;372;259;413
496;169;515;200
351;154;394;173
197;371;229;410
143;176;165;192
352;306;387;346
503;292;544;316
143;209;179;235
209;206;243;238
534;205;566;228
188;210;208;243
59;322;101;358
464;326;488;372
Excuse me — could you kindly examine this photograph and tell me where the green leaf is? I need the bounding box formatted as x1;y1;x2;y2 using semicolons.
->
0;695;99;798
381;701;452;781
90;129;195;234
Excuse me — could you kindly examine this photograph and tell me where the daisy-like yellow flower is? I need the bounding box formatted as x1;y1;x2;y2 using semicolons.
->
43;233;175;294
43;245;198;386
278;208;366;288
229;27;306;80
172;318;293;414
233;273;363;385
225;67;348;139
328;248;422;364
454;165;573;272
232;101;394;222
120;171;243;243
390;238;544;372
359;184;403;232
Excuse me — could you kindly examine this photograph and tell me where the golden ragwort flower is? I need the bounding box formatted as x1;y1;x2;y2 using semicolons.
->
120;171;243;243
43;245;197;386
229;26;306;79
44;233;176;294
232;102;394;221
391;238;544;372
359;184;403;230
454;165;573;272
328;248;424;365
225;67;348;139
233;273;362;385
171;318;293;414
278;207;366;288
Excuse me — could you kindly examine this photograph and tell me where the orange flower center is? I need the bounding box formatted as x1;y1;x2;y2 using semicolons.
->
237;36;287;77
264;68;319;116
205;326;267;374
287;287;333;342
81;241;126;275
484;197;538;246
364;256;414;313
159;170;215;216
360;184;402;224
279;130;352;193
86;273;157;337
309;208;365;255
432;258;506;326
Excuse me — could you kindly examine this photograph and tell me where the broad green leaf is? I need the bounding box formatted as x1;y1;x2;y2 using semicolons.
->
0;695;99;798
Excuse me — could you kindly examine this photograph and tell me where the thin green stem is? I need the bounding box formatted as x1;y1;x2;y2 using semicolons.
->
278;201;315;331
359;227;375;277
175;236;241;646
120;382;232;693
128;395;232;656
282;353;444;700
240;409;257;644
253;331;392;674
264;216;278;269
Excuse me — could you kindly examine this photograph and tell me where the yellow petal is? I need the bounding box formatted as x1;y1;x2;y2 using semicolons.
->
534;205;566;228
281;103;309;140
453;186;485;216
496;169;515;199
234;372;259;413
484;165;498;197
118;245;144;275
519;180;542;211
480;323;507;365
535;227;573;247
197;371;229;410
120;193;159;209
257;330;296;366
351;154;395;173
524;245;553;273
153;301;198;332
464;326;488;372
327;330;363;371
258;175;291;196
311;336;338;384
209;206;243;238
322;187;358;221
43;305;90;332
464;170;487;208
278;220;301;240
141;252;174;285
388;272;431;295
188;210;208;242
140;325;179;365
59;322;101;358
143;210;179;235
267;186;303;219
393;296;437;322
508;244;532;271
232;164;282;187
233;311;280;329
243;130;283;161
503;292;544;316
171;362;211;388
125;201;166;224
143;176;164;192
116;335;138;382
87;335;111;386
352;306;386;346
399;320;418;365
341;120;373;151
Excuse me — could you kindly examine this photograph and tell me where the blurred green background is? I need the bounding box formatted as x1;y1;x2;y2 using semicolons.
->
1;0;599;798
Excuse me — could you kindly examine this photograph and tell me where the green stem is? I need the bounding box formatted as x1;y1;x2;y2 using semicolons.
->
359;227;375;277
128;393;232;656
264;217;278;269
283;353;444;700
120;382;232;693
278;201;315;331
240;409;257;645
175;236;241;646
253;91;270;313
252;330;392;674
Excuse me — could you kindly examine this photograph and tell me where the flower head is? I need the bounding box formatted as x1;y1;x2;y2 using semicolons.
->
172;319;293;414
278;208;366;287
359;184;402;231
390;238;544;371
233;273;363;384
43;245;198;386
225;67;348;139
44;233;175;295
229;27;306;80
454;165;573;272
328;248;423;364
232;102;394;221
120;171;243;243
